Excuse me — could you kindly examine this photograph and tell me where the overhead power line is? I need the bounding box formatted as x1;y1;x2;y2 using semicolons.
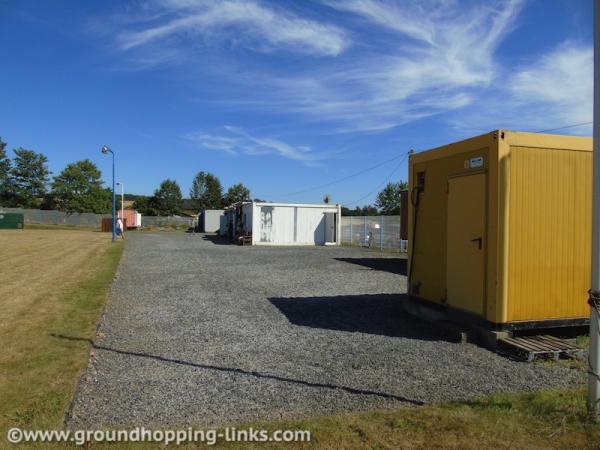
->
343;153;409;207
535;121;592;133
259;152;409;199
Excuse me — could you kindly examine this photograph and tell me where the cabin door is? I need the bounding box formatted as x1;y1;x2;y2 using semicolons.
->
446;173;486;315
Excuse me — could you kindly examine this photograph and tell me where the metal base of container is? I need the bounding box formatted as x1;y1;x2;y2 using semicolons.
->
406;294;589;333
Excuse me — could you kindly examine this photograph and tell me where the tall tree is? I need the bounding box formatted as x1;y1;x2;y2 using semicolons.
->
357;205;379;216
375;181;408;215
132;195;159;216
340;205;378;216
51;159;111;213
154;179;183;215
224;183;251;206
11;148;51;208
0;138;12;204
190;171;223;210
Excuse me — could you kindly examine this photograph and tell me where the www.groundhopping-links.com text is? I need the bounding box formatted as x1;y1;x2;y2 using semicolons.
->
7;426;311;446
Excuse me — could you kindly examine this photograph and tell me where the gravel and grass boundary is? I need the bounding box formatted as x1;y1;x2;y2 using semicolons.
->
69;233;584;429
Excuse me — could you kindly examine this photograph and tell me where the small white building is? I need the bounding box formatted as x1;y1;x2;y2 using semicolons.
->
199;209;225;233
225;202;341;246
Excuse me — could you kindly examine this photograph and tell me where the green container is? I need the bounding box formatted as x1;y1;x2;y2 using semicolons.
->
0;213;24;229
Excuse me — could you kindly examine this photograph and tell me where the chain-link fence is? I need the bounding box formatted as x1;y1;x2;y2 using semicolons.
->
141;215;193;229
341;215;407;252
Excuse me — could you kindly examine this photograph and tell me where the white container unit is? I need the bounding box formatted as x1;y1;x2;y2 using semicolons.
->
230;202;341;246
200;209;225;233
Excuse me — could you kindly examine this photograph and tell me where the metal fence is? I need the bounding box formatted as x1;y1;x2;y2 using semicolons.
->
0;207;194;229
341;215;407;252
0;207;109;227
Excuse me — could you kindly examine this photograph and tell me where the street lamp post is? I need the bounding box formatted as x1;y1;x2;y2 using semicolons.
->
101;145;115;243
588;0;600;419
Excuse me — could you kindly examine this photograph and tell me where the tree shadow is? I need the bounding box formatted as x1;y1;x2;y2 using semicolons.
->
52;334;423;406
269;293;447;341
335;258;407;276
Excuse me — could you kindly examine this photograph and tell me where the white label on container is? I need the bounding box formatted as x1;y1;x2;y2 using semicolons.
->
470;156;484;168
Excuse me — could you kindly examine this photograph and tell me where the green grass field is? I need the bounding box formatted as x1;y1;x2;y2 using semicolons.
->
206;388;598;450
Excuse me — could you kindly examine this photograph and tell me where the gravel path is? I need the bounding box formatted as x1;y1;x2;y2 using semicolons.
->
68;233;583;428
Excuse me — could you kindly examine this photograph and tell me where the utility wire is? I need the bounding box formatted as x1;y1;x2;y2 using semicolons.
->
257;122;589;201
343;152;408;206
258;152;408;199
535;121;592;133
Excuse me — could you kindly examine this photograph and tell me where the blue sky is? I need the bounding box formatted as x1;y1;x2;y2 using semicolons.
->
0;0;593;206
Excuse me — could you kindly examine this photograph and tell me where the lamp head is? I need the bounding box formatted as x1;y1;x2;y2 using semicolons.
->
101;145;110;154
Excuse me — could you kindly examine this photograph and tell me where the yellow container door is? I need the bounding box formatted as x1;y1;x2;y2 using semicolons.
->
446;173;486;315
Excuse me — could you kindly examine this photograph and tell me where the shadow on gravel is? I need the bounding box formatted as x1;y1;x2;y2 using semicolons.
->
335;258;407;276
201;234;231;245
269;294;446;341
52;334;423;406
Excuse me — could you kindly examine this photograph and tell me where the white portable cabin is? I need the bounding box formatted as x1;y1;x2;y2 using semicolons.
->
228;202;341;246
199;209;225;233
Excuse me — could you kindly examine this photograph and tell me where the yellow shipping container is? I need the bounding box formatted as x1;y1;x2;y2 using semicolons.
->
408;130;592;331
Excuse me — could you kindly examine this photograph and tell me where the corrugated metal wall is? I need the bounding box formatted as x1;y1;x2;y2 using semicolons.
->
506;146;592;321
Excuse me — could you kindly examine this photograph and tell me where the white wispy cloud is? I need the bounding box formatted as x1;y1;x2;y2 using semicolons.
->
184;127;331;164
219;0;524;131
116;0;348;57
184;132;238;155
509;43;592;129
450;43;593;134
104;0;591;136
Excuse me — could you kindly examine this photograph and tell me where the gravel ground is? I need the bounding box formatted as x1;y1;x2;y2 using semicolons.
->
68;233;584;428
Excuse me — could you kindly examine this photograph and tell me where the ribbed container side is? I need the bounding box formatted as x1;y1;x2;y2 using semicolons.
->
507;146;591;321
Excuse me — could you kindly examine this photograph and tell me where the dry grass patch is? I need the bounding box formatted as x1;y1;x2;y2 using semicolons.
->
0;230;122;435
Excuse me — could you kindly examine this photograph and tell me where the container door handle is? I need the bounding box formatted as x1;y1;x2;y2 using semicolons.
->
471;237;482;249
